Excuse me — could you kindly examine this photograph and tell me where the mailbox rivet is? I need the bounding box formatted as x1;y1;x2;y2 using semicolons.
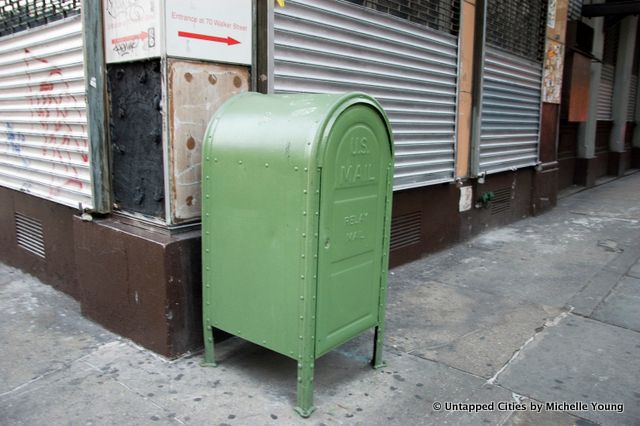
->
238;160;243;165
302;233;306;238
300;316;303;320
294;166;299;171
313;254;318;259
301;254;305;258
301;275;305;279
312;316;315;320
303;189;307;194
313;275;317;279
314;233;318;237
205;175;210;180
304;167;308;172
265;163;269;168
214;158;218;162
205;195;210;199
299;336;303;340
303;211;307;216
300;296;304;300
298;363;302;368
208;337;212;342
206;301;210;305
315;212;319;215
205;156;210;161
206;284;210;288
205;249;210;253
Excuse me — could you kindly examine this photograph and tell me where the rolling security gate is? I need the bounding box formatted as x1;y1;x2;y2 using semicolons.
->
0;15;92;209
475;0;547;175
273;0;460;190
597;23;619;121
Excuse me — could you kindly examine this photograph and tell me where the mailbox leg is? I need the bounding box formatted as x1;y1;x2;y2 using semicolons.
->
294;361;316;417
201;326;217;367
372;325;387;369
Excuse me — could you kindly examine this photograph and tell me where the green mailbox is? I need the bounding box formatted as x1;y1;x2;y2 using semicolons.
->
201;92;394;417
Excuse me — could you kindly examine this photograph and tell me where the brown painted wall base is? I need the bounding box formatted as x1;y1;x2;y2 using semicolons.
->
0;187;79;298
74;218;202;357
532;163;559;216
632;147;640;168
390;168;536;268
608;151;631;177
574;157;599;187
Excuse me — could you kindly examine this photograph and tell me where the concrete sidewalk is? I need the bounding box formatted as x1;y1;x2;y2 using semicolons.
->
1;173;640;426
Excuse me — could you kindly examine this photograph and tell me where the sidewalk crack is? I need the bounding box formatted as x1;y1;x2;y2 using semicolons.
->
486;308;573;385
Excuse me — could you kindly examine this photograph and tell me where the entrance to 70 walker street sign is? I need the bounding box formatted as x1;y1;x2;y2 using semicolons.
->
165;0;252;65
103;0;253;65
201;92;394;417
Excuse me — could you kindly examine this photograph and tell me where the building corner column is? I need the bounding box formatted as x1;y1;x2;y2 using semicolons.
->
633;69;640;168
576;15;604;187
532;0;568;215
454;0;477;181
608;16;638;176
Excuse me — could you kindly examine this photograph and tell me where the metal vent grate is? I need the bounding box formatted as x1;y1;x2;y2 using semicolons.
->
490;187;511;215
15;211;45;258
390;211;422;251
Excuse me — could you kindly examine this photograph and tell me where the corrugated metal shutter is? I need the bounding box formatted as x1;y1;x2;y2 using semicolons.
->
597;64;615;121
0;16;91;209
568;0;583;21
478;46;542;174
597;23;619;122
273;0;459;190
627;73;637;122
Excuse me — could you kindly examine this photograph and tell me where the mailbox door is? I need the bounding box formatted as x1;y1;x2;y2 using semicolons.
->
315;104;392;356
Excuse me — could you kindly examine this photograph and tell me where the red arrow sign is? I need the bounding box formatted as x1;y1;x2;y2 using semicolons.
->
177;31;240;46
112;31;148;44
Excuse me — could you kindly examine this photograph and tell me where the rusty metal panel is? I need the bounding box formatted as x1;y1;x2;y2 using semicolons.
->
273;0;459;190
0;16;91;209
167;59;249;223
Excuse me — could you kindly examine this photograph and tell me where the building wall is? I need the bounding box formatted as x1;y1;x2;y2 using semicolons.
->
0;0;604;359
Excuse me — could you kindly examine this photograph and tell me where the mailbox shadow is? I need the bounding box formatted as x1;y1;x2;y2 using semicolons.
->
212;330;379;405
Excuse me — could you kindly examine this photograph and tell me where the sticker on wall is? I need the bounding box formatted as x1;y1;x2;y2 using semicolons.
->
542;40;565;104
165;0;253;65
459;186;473;212
103;0;162;63
547;0;557;29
